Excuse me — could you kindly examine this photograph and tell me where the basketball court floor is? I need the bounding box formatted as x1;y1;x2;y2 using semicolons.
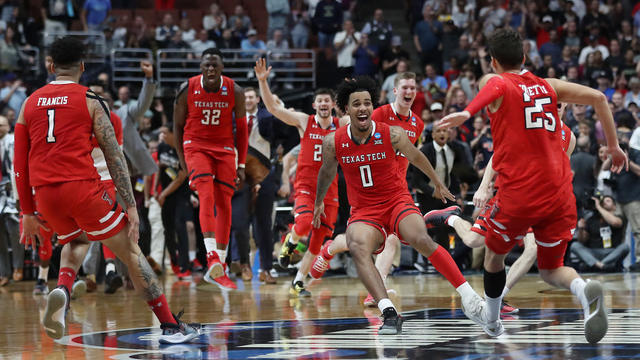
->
2;272;639;359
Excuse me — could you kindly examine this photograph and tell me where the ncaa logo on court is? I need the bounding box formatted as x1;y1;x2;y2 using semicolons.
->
56;308;640;359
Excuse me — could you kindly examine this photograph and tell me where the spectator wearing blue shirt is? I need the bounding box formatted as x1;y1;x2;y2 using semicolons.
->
241;29;266;59
421;64;447;100
0;74;26;114
539;29;563;66
352;33;378;77
81;0;110;31
413;4;442;68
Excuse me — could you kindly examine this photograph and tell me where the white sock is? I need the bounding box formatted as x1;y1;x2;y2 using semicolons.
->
215;249;227;262
204;238;216;253
447;215;461;227
501;286;510;298
38;266;49;281
293;271;305;284
455;282;476;299
570;277;588;311
105;262;116;274
485;293;502;322
189;250;196;261
377;298;395;313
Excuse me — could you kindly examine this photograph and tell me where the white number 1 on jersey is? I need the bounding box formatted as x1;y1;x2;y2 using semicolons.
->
46;109;56;143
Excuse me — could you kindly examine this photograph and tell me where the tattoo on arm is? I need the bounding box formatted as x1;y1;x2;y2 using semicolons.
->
137;252;163;300
315;134;338;206
92;98;136;208
390;126;403;147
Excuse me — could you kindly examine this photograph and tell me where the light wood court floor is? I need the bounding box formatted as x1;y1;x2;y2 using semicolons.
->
2;272;640;359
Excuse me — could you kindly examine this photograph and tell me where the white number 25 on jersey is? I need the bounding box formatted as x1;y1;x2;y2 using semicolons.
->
201;109;221;125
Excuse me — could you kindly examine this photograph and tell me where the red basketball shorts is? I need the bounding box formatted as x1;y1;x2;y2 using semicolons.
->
34;179;127;244
348;193;421;254
471;197;533;247
184;143;237;194
293;188;339;254
480;194;577;269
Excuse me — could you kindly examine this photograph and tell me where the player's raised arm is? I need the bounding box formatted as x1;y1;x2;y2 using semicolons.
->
173;81;189;173
438;74;504;129
234;82;248;185
546;78;628;173
390;125;455;203
313;132;338;228
254;58;309;130
88;95;139;242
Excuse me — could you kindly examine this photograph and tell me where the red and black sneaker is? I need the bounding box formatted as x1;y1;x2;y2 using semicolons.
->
423;206;462;229
500;301;519;315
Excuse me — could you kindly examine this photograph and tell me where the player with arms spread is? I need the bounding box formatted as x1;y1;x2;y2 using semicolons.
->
313;76;488;334
254;58;345;297
310;72;425;307
174;48;248;290
438;28;628;341
16;36;198;343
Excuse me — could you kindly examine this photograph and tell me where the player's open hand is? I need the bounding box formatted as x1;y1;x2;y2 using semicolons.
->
473;183;493;209
436;111;470;130
126;206;140;244
312;202;325;229
20;214;49;250
236;168;246;187
434;183;455;203
254;58;271;82
608;145;629;173
140;60;154;78
277;183;290;198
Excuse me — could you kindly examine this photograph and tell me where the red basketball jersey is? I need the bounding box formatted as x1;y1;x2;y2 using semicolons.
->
560;121;571;153
489;71;573;217
185;75;236;150
295;115;340;197
372;103;424;174
23;81;99;186
334;121;406;210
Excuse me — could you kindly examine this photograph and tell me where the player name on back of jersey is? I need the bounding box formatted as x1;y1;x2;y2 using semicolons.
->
36;96;69;106
341;152;387;164
193;101;229;109
519;84;549;98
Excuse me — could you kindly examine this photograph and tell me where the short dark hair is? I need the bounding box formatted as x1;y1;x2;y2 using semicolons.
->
244;86;258;96
49;36;86;67
487;28;524;70
336;76;378;112
202;47;223;60
314;88;335;101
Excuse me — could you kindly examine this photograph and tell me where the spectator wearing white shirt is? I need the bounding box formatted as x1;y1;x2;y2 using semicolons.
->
202;3;226;31
190;29;216;56
179;17;196;43
578;35;610;65
333;19;360;79
155;13;179;47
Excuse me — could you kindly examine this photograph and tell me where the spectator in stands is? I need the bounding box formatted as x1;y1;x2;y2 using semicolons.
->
414;4;442;68
334;19;360;80
230;16;249;39
612;92;633;122
352;33;378;77
267;29;290;61
290;2;311;48
361;8;392;52
0;26;30;75
313;0;343;49
266;0;290;38
539;29;562;66
179;17;196;43
450;34;470;68
218;28;240;50
479;0;506;36
563;19;581;55
571;132;597;211
115;85;135;108
202;3;226;31
229;4;253;34
625;77;640;108
190;29;215;56
595;144;614;197
379;59;408;105
0;114;21;285
605;39;624;73
611;143;640;270
380;35;409;79
241;29;267;59
594;71;615;100
582;0;609;38
155;13;179;48
81;0;111;31
128;15;147;45
452;0;474;29
572;195;628;272
164;30;192;59
41;0;75;34
0;74;25;114
441;19;461;71
579;35;610;66
421;63;447;100
112;13;128;46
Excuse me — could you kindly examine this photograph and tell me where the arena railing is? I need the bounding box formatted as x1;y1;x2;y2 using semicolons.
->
110;48;154;93
155;48;316;92
42;31;108;65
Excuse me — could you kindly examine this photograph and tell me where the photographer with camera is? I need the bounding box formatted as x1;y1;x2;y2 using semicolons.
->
571;194;628;272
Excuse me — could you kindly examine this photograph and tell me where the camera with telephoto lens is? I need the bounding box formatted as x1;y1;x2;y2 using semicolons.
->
583;189;603;211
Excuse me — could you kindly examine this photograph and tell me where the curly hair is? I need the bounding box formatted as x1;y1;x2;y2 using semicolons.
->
335;76;378;112
49;36;86;67
202;47;224;60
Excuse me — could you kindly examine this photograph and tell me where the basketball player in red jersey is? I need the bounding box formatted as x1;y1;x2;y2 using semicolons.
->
310;72;424;307
313;76;488;334
254;58;346;297
174;48;248;290
16;37;198;343
438;28;628;342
